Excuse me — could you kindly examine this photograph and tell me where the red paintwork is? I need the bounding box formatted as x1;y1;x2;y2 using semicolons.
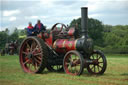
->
44;32;53;46
37;33;42;38
68;27;75;36
37;32;53;47
53;39;77;53
37;29;77;53
20;39;37;73
64;53;79;76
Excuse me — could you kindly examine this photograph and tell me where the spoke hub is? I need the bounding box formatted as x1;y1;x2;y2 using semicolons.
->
27;52;33;59
93;59;99;65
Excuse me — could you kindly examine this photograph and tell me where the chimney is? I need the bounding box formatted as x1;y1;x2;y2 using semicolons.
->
81;7;88;37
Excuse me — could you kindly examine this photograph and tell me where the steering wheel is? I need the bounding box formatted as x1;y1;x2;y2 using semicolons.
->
51;23;67;33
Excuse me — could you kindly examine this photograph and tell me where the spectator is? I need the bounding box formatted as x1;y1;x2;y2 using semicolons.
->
34;20;46;34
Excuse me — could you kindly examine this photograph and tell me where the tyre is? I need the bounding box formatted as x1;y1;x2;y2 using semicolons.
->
19;36;48;73
63;50;84;76
87;50;107;74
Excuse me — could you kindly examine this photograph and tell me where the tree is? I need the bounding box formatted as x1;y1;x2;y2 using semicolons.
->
9;28;19;42
0;31;8;49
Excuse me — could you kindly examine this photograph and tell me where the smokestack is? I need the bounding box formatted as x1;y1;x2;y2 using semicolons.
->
81;7;88;37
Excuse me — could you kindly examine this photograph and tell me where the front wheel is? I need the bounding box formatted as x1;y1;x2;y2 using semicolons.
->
87;50;107;75
63;50;84;76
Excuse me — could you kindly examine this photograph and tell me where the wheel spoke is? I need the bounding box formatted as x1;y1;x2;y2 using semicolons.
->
34;58;41;64
32;45;39;53
98;56;101;60
90;65;94;70
22;51;28;55
66;62;70;66
31;41;36;52
99;62;103;63
97;64;103;69
34;53;42;56
97;65;100;72
26;42;31;50
94;65;96;73
30;42;34;52
29;63;33;70
31;61;36;71
36;56;42;61
23;59;30;65
34;62;38;70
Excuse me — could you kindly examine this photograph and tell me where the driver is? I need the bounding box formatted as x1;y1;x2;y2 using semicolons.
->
34;20;46;34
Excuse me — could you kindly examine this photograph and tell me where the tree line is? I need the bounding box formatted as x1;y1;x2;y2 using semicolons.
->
0;18;128;54
70;18;128;54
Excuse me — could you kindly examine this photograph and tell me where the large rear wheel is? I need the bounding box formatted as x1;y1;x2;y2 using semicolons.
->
63;50;84;76
19;36;48;73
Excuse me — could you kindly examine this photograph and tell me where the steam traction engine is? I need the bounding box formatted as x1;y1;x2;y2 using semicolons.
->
19;7;107;76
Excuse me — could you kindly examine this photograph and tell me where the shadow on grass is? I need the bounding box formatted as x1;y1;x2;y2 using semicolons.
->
40;69;65;75
121;73;128;76
81;70;110;77
39;69;109;77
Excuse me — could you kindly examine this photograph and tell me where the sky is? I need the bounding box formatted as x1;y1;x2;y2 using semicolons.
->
0;0;128;32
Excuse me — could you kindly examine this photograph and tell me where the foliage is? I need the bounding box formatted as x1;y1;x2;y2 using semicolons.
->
0;31;9;49
0;28;26;49
0;18;128;54
102;25;128;54
70;18;128;54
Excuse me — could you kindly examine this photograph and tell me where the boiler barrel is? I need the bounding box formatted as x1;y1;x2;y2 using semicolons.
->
53;38;93;54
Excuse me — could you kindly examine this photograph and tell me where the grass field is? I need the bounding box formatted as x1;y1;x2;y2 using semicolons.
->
0;54;128;85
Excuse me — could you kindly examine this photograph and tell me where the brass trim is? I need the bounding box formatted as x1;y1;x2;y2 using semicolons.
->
68;42;72;48
53;40;57;49
63;40;66;48
74;39;78;49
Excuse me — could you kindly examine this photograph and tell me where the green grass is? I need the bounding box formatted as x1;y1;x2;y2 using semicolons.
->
0;54;128;85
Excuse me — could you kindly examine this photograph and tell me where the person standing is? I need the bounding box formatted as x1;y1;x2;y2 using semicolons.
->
27;22;36;36
34;20;46;34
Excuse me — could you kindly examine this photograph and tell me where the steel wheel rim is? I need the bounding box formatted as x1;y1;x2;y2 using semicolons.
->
64;52;83;76
20;38;43;73
88;52;105;74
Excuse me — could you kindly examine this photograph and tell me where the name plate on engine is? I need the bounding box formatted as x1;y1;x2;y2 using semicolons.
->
68;42;72;48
